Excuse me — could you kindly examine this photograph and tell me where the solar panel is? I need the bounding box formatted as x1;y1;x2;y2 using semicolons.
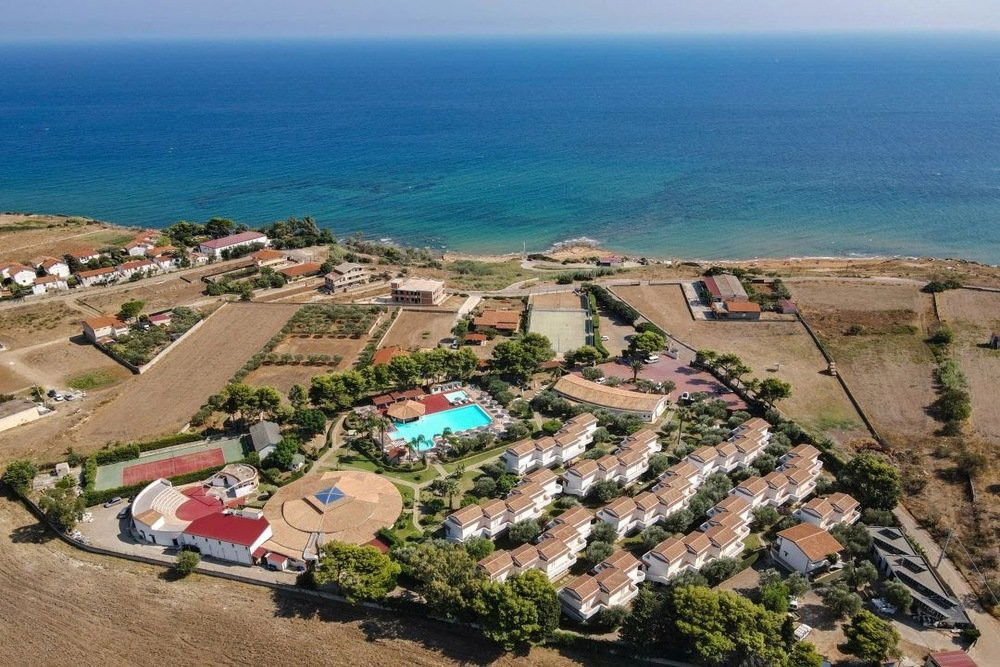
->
314;486;345;505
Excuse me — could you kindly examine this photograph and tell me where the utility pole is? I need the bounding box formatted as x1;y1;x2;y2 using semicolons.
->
936;529;953;568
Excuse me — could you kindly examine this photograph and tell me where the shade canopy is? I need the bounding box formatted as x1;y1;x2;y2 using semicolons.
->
387;399;426;421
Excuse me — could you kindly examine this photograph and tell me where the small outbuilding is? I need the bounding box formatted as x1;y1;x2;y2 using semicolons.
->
250;420;282;459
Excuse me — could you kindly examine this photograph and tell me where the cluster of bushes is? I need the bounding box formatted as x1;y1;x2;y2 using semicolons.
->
586;292;611;357
262;352;342;366
105;308;204;367
922;277;962;293
747;278;792;311
288;304;382;336
219;242;265;261
554;268;618;284
934;358;971;433
583;283;639;325
355;310;398;368
342;235;440;267
258;216;334;249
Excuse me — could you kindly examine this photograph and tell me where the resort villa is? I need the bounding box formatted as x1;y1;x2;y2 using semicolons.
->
562;429;661;496
445;471;560;542
501;413;599;474
473;310;521;333
794;492;860;530
390;277;446;306
559;550;644;622
553;374;669;422
772;523;844;575
197;231;270;258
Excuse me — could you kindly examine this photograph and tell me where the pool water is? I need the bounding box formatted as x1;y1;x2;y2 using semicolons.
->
444;390;469;403
392;404;493;450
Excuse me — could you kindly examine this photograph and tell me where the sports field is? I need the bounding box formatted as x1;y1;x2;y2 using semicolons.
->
94;437;245;490
528;309;590;355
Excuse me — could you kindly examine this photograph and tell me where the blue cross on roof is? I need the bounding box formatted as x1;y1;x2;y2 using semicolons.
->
314;485;346;505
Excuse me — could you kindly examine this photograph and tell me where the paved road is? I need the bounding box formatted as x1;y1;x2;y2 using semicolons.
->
894;506;1000;663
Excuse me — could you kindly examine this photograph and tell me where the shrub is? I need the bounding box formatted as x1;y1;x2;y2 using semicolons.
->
174;550;200;577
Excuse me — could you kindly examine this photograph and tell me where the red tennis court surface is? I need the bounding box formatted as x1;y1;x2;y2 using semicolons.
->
122;448;225;486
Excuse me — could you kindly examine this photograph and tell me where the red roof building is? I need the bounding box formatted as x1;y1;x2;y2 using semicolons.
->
926;651;978;667
183;513;270;547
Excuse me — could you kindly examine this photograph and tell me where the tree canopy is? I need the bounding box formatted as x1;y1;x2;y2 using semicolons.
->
313;541;400;602
843;453;902;510
478;570;560;650
843;610;900;663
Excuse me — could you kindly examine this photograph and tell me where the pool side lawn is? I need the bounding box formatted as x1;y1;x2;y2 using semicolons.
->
335;452;438;484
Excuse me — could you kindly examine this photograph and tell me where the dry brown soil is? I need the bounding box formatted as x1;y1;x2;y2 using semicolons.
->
0;301;88;349
0;497;583;667
529;292;586;311
381;310;456;350
67;302;298;449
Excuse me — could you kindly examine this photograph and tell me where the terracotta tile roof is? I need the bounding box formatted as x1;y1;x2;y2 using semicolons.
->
800;498;834;519
279;262;322;278
600;549;640;572
633;491;660;512
763;471;789;490
536;537;570;561
473;310;521;330
554;374;668;415
601;496;637;519
622;429;658;450
183;513;269;547
786;444;820;461
655;486;688;509
704;524;740;549
562;574;599;600
566;459;599;478
533;436;557;453
510;543;540;567
448;505;484;526
713;495;750;515
551;507;593;529
689;446;719;463
683;532;711;554
252;249;285;261
523;468;557;486
777;523;843;561
828;492;859;514
596;454;620;472
83;315;127;330
504;494;535;514
77;266;118;278
616;447;647;467
594;566;630;594
785;467;815;486
736;476;768;496
481;499;508;519
649;536;686;562
724;299;761;313
541;524;579;544
506;438;536;457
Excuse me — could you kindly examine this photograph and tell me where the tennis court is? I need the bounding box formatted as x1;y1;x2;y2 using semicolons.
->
528;309;590;355
94;437;245;490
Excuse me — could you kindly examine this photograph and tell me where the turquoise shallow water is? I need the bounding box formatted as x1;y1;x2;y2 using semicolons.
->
1;36;998;262
391;405;493;449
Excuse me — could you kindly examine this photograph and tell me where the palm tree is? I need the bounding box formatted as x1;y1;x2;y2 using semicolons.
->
441;477;460;510
628;358;645;382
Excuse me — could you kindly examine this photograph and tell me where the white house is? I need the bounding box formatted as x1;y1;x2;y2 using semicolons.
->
780;444;822;476
117;258;157;279
477;549;515;581
643;536;689;584
559;563;640;622
772;523;843;575
82;315;130;343
32;275;69;294
795;492;860;530
596;496;640;537
2;262;36;287
545;506;594;541
563;459;600;496
125;240;155;256
731;476;770;508
181;510;272;565
37;257;71;278
0;399;45;434
198;231;270;259
501;413;597;474
324;262;370;291
444;477;550;542
77;266;120;287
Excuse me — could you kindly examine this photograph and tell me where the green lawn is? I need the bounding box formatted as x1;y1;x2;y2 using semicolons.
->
67;369;121;391
442;444;507;473
335;452;438;484
392;482;415;508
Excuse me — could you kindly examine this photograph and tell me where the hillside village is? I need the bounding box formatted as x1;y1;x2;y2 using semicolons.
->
0;213;997;666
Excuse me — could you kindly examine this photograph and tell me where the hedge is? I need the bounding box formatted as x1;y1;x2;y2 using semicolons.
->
586;292;611;358
583;284;639;325
93;444;141;465
137;432;203;452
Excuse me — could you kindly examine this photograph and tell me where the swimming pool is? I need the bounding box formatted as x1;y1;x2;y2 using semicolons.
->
391;404;493;450
444;390;470;404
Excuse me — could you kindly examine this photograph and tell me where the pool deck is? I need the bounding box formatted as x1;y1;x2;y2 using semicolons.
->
390;404;493;449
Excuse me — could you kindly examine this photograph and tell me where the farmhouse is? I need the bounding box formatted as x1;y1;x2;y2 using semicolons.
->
250;420;282;459
32;275;69;294
278;262;322;281
702;274;748;302
324;262;370;291
77;266;120;287
867;526;971;628
36;256;71;278
772;523;843;575
198;231;270;258
82;315;130;343
553;374;669;422
390;277;446;306
0;399;45;433
1;262;36;286
473;310;521;333
711;300;761;320
251;248;286;267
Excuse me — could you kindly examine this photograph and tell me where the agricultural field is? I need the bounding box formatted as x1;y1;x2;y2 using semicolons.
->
77;274;211;315
381;310;456;350
70;302;299;449
0;501;573;667
0;301;87;349
244;304;383;392
613;283;865;438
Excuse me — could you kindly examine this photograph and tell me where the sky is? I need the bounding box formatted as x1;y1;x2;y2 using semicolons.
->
1;0;997;40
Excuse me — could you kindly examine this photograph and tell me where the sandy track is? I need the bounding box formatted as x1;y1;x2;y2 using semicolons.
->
0;498;579;667
71;303;299;447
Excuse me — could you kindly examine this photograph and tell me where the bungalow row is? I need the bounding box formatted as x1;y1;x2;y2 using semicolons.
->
75;255;179;287
477;507;594;582
444;469;561;542
559;550;645;622
596;480;697;538
794;492;860;530
501;413;599;474
562;429;661;496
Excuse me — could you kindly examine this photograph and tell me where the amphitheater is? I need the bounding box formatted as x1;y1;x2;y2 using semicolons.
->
260;470;403;561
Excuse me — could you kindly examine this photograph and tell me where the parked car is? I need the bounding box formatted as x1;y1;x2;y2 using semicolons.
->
103;496;124;508
789;596;800;611
47;389;58;398
872;598;898;616
645;355;660;363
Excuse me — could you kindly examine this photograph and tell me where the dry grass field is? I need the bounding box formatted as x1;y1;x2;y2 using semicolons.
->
0;214;114;263
77;275;210;316
0;301;87;349
69;302;299;449
0;499;582;667
381;310;456;350
790;281;940;439
613;284;864;437
2;339;130;393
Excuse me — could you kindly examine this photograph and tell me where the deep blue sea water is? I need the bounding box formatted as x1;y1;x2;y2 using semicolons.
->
1;36;998;262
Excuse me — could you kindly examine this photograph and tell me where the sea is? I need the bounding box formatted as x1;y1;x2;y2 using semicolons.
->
1;35;998;262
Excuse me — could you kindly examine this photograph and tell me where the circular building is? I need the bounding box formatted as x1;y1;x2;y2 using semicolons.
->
261;470;403;562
